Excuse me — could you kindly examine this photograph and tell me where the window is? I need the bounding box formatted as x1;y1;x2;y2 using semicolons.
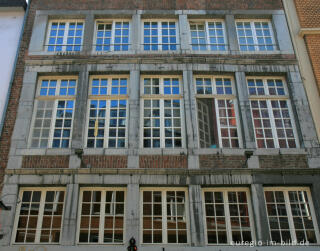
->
95;20;130;52
189;20;227;51
141;188;189;244
236;20;275;51
78;188;126;244
13;188;65;244
143;20;178;51
86;75;128;148
29;77;76;148
141;76;184;148
247;77;298;148
264;187;320;244
202;188;255;245
195;76;241;148
46;20;84;52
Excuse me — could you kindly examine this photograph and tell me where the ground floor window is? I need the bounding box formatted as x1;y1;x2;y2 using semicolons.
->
141;188;189;244
202;188;254;244
78;188;126;244
13;188;65;244
264;187;320;244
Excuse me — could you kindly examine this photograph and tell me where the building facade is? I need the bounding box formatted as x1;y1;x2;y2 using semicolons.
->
0;0;26;133
0;0;320;250
283;0;320;141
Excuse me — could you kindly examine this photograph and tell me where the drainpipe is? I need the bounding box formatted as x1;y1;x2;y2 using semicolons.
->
0;0;31;135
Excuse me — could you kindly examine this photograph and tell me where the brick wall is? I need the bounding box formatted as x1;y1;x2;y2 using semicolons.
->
294;0;320;28
199;155;246;169
83;156;127;168
32;0;282;10
22;156;70;168
140;155;187;169
259;155;308;169
304;35;320;91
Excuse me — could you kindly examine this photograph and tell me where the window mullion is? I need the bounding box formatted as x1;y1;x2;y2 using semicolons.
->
163;190;167;244
267;100;279;148
63;22;69;52
251;22;258;51
159;21;162;51
224;191;232;244
35;191;46;243
49;100;58;147
205;22;210;50
284;191;297;243
105;99;111;148
99;190;106;243
112;22;116;51
215;99;223;148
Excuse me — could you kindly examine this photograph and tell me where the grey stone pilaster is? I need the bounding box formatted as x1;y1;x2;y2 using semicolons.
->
286;71;320;168
7;71;38;169
188;185;205;247
61;184;79;246
250;184;270;244
184;68;199;169
179;14;190;52
131;14;141;52
82;14;95;53
29;14;48;53
272;14;294;53
71;66;88;150
0;184;19;246
128;70;140;168
70;66;88;168
225;15;239;54
234;71;256;149
310;180;320;231
125;183;140;246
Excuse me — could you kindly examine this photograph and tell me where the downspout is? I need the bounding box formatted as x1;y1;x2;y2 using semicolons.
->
0;0;31;135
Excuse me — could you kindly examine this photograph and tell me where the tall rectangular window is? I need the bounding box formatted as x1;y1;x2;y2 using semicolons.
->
247;77;298;148
13;188;65;244
46;20;84;52
195;76;241;148
86;75;128;148
78;188;126;244
95;20;130;51
189;20;227;51
141;76;184;148
236;20;275;51
29;77;77;148
143;21;178;51
141;188;188;244
264;187;320;244
203;188;255;245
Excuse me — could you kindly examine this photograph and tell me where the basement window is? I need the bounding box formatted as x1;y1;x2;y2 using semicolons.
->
195;76;241;148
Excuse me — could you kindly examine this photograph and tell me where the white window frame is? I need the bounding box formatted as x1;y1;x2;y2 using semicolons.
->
76;187;126;244
247;76;299;149
85;75;129;148
140;187;190;244
202;187;256;245
264;187;320;245
45;19;85;52
28;76;77;148
194;75;243;148
12;187;66;244
189;19;227;51
140;75;185;148
235;19;276;52
141;19;180;51
93;19;131;52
